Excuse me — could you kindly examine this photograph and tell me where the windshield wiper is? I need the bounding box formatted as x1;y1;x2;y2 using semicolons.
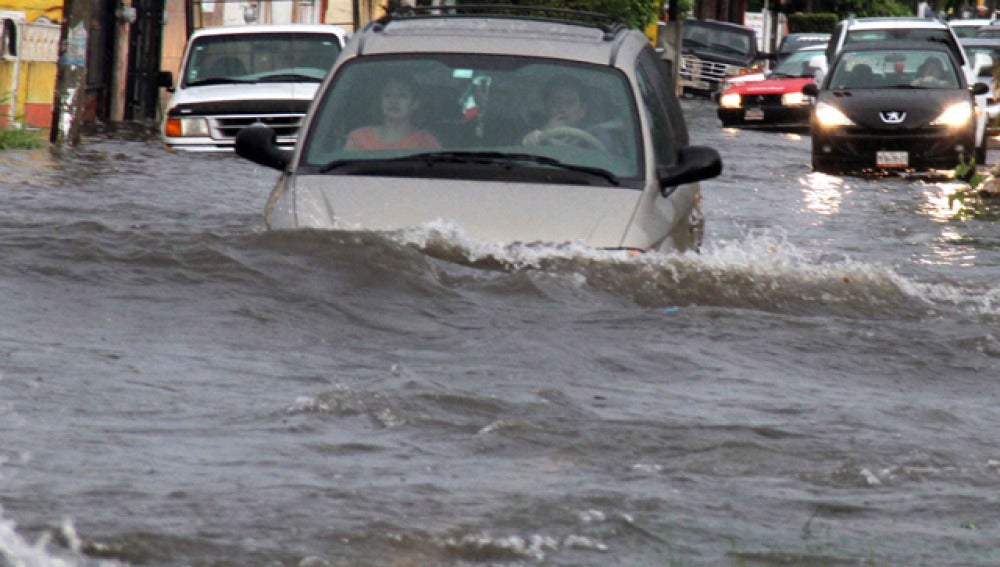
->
320;151;620;185
710;44;748;55
186;78;255;87
256;73;321;83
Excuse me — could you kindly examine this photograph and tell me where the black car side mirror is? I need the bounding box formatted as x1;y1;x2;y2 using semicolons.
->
802;83;820;97
658;146;722;195
235;126;292;171
972;82;990;96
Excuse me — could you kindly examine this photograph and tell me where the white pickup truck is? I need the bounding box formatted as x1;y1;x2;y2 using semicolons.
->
161;24;348;151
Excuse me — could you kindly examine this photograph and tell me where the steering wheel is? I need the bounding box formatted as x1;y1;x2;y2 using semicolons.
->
535;126;606;151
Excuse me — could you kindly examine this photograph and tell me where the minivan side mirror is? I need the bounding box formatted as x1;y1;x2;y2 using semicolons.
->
972;82;990;96
658;146;722;194
235;126;292;171
802;83;820;97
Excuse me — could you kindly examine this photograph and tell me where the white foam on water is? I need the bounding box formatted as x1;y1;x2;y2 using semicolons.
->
387;221;999;316
0;510;89;567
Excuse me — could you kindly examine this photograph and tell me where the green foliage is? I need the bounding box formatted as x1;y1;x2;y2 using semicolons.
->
0;93;44;150
947;155;1000;220
834;0;913;17
454;0;659;30
788;12;839;33
0;125;44;150
953;153;983;188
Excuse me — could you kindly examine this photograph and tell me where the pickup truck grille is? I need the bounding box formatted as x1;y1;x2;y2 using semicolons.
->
211;114;304;142
680;54;731;89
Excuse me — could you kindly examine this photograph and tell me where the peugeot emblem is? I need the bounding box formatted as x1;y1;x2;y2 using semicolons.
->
880;111;906;124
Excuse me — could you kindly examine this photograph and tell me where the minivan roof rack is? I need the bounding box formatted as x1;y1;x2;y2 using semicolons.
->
372;4;629;40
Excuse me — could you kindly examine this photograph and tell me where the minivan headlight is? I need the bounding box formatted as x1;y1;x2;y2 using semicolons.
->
814;101;855;127
931;102;974;126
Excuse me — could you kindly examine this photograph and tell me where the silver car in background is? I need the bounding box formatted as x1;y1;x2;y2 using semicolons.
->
236;6;722;253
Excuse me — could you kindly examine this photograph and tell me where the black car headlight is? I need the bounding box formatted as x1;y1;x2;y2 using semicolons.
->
930;102;974;127
814;101;855;127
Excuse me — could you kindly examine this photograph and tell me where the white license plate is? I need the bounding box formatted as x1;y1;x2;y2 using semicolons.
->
877;151;908;167
745;108;764;120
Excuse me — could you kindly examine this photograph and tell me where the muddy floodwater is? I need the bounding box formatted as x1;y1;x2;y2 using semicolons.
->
1;101;997;566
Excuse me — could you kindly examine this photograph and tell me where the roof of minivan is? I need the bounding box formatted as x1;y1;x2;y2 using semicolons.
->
190;23;348;39
347;15;645;65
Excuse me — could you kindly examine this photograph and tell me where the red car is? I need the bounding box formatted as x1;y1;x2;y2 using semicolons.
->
717;45;825;128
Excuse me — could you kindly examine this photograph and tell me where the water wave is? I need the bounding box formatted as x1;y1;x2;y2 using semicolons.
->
5;216;996;320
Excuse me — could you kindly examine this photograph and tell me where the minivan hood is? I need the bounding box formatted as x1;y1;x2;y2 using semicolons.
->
270;175;654;249
168;82;320;106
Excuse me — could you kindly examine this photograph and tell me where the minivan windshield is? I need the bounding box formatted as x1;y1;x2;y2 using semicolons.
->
183;32;342;86
299;54;643;183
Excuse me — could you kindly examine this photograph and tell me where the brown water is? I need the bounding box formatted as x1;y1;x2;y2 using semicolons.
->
0;103;997;566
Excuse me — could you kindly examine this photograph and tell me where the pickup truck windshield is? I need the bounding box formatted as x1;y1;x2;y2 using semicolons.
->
299;54;643;184
183;32;341;86
682;23;754;57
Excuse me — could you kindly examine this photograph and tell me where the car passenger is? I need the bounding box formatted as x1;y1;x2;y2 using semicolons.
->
521;75;617;152
345;75;442;151
911;57;951;87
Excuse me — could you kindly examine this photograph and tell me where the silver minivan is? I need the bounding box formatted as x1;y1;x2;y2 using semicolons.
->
236;7;722;252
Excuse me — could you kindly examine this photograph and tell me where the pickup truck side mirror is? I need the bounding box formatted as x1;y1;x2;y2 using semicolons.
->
802;83;820;97
157;71;174;91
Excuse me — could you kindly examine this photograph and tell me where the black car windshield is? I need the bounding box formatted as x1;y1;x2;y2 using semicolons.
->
844;28;964;64
299;54;643;183
183;32;341;86
828;48;961;89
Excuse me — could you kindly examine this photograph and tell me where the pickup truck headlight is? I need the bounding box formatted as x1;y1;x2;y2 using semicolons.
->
814;101;855;127
164;117;210;137
930;102;973;127
719;92;741;108
724;64;745;78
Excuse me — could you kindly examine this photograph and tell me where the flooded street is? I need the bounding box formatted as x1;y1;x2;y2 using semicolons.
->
1;100;997;567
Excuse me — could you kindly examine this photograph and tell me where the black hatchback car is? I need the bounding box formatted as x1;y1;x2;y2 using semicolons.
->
803;41;988;174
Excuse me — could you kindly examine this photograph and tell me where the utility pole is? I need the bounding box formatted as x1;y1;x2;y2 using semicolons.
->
50;0;91;146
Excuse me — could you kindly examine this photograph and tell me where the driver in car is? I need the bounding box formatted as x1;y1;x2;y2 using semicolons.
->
521;75;617;152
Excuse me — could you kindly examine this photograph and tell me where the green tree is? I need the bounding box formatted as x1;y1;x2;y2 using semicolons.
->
454;0;660;30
